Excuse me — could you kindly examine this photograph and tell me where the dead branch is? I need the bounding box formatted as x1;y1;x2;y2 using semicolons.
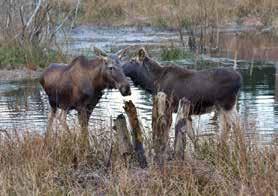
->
26;0;42;28
0;0;78;48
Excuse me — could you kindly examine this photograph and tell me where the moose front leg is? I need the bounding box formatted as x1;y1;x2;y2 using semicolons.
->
219;106;239;142
46;107;57;133
78;108;92;147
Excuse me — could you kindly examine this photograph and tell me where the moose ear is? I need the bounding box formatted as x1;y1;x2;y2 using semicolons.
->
93;47;108;57
116;46;131;59
138;47;147;62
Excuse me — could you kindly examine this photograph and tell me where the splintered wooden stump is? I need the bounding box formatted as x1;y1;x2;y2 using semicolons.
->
152;92;173;165
114;114;133;166
174;98;191;160
275;64;278;102
124;100;148;168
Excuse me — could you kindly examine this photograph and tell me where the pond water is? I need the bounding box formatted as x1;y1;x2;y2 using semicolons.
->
0;26;277;144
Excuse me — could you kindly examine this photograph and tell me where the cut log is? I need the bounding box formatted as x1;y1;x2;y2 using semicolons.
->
114;114;133;166
124;101;148;168
174;98;191;160
152;92;173;165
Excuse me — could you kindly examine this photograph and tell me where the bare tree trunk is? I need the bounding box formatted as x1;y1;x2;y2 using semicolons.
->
216;8;220;50
178;26;185;48
124;101;148;168
188;30;196;52
234;49;238;70
152;92;173;165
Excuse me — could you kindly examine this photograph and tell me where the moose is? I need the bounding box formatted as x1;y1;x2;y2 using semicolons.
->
40;47;131;143
122;48;242;139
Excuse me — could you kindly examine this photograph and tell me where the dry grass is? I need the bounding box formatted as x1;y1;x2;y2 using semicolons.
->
78;0;278;53
1;0;277;68
0;121;277;195
81;0;278;27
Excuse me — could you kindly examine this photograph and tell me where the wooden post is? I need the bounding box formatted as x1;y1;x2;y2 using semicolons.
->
174;98;191;160
124;101;148;168
114;114;133;167
152;92;173;165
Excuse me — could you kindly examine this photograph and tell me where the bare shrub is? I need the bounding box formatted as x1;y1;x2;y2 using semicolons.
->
0;0;80;45
0;0;80;68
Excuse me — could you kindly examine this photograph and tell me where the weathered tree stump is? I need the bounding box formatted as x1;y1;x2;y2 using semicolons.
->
114;114;133;167
174;98;191;160
275;64;278;102
152;92;173;165
124;100;148;168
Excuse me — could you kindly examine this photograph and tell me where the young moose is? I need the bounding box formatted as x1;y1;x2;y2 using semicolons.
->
40;47;131;142
123;48;242;139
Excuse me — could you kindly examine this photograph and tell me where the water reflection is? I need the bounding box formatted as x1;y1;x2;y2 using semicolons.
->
0;80;49;131
238;66;278;135
210;31;278;62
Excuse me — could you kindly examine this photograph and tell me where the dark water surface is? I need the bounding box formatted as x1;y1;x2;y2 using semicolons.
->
0;26;277;143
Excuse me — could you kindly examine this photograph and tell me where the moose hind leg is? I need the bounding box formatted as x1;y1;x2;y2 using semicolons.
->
60;109;71;135
45;107;57;144
219;106;238;141
46;107;57;135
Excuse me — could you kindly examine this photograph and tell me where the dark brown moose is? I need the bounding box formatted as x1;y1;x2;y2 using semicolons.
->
123;48;242;139
40;47;131;142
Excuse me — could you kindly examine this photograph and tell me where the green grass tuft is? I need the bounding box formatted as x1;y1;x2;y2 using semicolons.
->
160;46;194;61
0;44;67;69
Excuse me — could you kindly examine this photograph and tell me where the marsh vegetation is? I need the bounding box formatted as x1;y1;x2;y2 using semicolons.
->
1;0;278;68
0;116;276;195
0;1;277;195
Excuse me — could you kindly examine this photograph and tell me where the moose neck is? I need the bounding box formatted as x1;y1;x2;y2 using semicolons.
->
94;65;108;91
143;57;163;77
83;58;107;92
